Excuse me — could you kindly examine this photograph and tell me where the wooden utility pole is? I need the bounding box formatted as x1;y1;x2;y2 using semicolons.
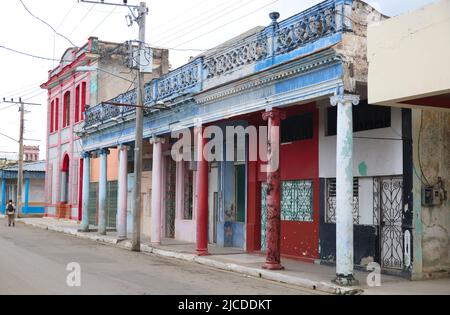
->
1;98;40;217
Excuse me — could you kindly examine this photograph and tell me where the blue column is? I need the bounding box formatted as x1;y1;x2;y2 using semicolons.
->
98;149;109;235
1;179;5;215
24;178;30;215
81;153;91;232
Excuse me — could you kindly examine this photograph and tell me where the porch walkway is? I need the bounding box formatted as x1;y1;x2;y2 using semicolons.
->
15;217;450;295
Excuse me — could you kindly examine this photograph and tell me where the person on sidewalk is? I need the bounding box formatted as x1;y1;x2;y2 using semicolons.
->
6;200;15;227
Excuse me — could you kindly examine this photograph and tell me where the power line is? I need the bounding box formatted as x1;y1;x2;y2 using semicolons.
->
19;0;78;48
87;6;117;36
68;4;95;37
156;0;259;47
151;0;210;39
172;0;280;49
57;2;78;30
0;44;61;62
152;0;243;44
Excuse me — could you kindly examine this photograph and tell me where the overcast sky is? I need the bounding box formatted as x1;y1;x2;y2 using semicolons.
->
0;0;438;159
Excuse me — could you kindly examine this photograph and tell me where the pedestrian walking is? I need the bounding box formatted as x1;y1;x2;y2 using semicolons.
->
6;200;15;227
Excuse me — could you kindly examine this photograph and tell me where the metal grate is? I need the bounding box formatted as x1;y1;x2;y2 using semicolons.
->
326;178;360;224
281;180;313;222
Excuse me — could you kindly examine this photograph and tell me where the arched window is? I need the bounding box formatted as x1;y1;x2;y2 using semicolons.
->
75;85;80;123
63;91;71;128
50;100;54;133
81;82;87;121
55;98;59;131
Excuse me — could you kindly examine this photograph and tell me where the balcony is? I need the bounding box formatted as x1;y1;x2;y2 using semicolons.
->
84;0;346;130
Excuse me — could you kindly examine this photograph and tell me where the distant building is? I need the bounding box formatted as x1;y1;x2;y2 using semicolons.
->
40;37;169;221
0;160;46;216
24;145;40;162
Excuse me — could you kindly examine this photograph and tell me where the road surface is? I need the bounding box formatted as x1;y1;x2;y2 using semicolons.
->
0;219;317;295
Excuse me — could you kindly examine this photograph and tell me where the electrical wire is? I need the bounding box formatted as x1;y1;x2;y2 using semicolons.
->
156;0;260;47
151;0;210;40
68;4;95;37
87;6;117;37
19;0;78;48
152;0;244;44
57;2;77;30
0;44;65;62
172;0;280;49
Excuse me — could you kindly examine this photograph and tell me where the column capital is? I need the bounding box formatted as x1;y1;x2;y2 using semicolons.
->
150;136;166;145
81;152;91;159
118;144;129;151
98;148;110;156
330;94;360;107
262;108;286;122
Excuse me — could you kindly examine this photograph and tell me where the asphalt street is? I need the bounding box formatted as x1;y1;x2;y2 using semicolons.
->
0;219;317;295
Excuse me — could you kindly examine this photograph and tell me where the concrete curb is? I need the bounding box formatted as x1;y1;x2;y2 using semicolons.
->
19;219;363;295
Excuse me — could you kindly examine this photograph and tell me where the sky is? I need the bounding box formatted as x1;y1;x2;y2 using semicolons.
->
0;0;438;159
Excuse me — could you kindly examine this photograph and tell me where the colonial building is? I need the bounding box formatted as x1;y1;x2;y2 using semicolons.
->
24;145;40;162
41;37;169;221
80;0;420;284
0;160;46;216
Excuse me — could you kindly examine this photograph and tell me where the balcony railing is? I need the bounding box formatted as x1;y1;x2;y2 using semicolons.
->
84;0;345;129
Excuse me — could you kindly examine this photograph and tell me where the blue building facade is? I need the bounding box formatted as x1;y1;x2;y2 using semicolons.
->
0;161;46;216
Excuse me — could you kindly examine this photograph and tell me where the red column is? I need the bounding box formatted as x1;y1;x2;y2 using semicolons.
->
262;109;285;270
196;127;209;256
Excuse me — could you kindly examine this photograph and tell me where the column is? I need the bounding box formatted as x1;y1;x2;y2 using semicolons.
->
196;127;209;256
262;108;285;270
117;145;128;240
98;148;109;235
1;179;5;215
24;178;30;215
330;94;360;286
80;153;91;232
150;137;165;245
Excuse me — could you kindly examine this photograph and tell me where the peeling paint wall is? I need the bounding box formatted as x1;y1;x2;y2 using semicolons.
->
416;110;450;276
333;0;387;93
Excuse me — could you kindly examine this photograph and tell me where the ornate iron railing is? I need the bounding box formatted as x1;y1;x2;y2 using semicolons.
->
84;0;347;129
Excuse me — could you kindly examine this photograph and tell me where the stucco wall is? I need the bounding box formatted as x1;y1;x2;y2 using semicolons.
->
368;0;450;107
319;101;403;178
416;109;450;276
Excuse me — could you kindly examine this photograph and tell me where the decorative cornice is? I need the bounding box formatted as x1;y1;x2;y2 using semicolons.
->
197;54;339;105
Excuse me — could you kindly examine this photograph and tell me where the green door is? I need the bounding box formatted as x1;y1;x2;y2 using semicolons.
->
107;181;118;229
88;183;98;226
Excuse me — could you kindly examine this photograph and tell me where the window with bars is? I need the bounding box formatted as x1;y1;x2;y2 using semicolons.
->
63;91;71;128
281;180;314;222
326;178;360;224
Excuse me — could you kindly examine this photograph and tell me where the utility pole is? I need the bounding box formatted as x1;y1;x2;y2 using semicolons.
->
131;2;148;252
1;98;40;217
80;0;149;251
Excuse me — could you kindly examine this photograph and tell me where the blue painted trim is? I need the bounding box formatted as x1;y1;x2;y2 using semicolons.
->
1;179;5;214
275;63;343;95
22;206;45;215
24;178;30;214
255;33;342;72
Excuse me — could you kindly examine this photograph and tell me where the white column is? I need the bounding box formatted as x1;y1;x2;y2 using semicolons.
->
98;148;109;235
117;145;128;240
150;137;165;245
330;94;360;286
81;153;91;232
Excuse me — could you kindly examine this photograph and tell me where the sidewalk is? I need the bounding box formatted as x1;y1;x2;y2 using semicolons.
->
15;217;450;295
